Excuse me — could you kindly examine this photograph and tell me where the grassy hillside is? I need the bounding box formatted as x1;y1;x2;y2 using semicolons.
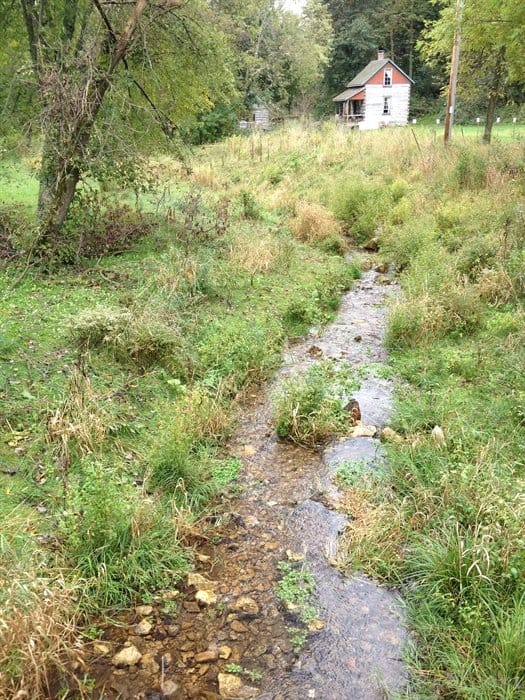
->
1;122;524;697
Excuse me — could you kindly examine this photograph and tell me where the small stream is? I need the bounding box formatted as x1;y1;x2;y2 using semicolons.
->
89;268;407;700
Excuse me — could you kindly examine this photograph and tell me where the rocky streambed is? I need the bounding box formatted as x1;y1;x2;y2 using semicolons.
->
87;266;407;699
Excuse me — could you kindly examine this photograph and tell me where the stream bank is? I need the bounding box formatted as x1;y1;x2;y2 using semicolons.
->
88;266;407;700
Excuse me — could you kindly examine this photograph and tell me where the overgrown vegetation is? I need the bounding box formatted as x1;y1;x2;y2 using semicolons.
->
273;361;359;445
1;122;524;697
0;124;358;695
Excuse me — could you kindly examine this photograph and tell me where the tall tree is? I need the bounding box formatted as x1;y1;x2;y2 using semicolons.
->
4;0;234;254
216;0;333;113
420;0;525;142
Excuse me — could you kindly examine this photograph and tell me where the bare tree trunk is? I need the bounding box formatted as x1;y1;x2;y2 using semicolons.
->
483;47;505;144
37;75;111;246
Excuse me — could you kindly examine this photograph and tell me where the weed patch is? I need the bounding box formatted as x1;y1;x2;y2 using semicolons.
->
273;361;359;446
276;561;319;653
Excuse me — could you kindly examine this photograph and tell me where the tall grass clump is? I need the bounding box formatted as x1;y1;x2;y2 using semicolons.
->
148;386;233;496
328;178;389;243
273;361;359;446
70;305;191;377
61;462;189;610
289;201;346;254
0;512;83;698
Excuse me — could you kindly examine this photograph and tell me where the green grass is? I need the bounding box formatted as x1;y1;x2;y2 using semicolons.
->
1;121;524;697
0;131;360;693
273;361;359;446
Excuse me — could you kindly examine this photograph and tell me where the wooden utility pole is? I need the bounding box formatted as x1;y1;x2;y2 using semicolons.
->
444;0;464;145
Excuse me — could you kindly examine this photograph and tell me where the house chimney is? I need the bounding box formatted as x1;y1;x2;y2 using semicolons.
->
378;48;385;60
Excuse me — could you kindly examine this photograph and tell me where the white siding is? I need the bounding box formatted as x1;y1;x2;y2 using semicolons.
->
360;84;410;130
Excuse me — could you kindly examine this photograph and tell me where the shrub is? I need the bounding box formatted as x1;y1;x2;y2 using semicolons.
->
389;178;408;203
452;147;488;190
240;190;262;220
380;219;435;269
70;306;190;376
290;202;342;245
0;206;27;260
172;193;230;253
61;194;154;262
273;361;359;446
457;237;497;279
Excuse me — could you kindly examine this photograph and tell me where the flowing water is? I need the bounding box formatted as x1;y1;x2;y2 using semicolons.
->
89;268;407;700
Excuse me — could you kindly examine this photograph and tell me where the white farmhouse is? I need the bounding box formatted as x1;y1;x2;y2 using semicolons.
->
333;49;413;130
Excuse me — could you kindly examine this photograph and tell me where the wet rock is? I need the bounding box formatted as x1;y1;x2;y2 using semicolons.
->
161;680;179;697
135;619;153;636
135;605;153;617
380;427;403;444
111;644;142;667
431;425;446;446
235;596;260;616
94;642;112;656
375;262;389;273
307;619;326;633
219;645;232;659
286;549;305;562
351;423;377;438
196;589;218;606
188;572;213;589
363;237;379;252
344;399;361;425
231;619;249;633
218;674;243;698
218;674;259;698
195;649;219;663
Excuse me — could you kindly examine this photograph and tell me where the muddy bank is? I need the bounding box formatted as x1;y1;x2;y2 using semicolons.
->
88;268;406;699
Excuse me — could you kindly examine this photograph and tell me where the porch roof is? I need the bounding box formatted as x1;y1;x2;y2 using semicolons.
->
332;87;363;103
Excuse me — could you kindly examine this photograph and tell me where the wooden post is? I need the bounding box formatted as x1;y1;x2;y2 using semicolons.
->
444;0;463;145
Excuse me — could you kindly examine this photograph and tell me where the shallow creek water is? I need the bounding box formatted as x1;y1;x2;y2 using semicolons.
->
89;269;407;700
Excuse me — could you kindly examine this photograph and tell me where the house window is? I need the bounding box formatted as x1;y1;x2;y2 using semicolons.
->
383;97;391;115
384;68;392;86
